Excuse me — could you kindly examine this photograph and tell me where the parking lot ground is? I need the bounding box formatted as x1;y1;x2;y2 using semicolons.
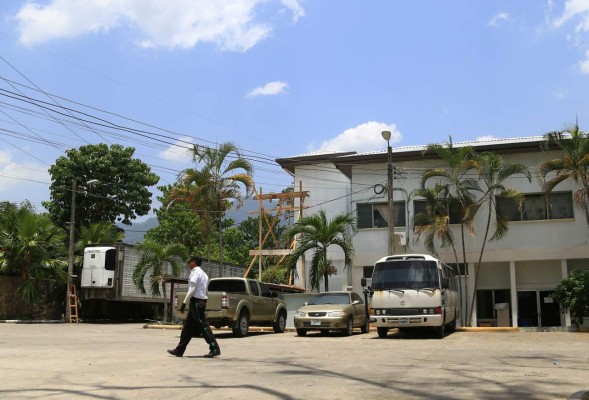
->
1;323;588;400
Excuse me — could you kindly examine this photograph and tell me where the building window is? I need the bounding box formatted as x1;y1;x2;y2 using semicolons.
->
496;192;574;221
476;289;510;320
363;266;374;278
446;263;467;276
413;199;463;225
357;202;406;229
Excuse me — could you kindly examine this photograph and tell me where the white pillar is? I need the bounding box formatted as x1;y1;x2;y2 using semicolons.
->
510;261;517;327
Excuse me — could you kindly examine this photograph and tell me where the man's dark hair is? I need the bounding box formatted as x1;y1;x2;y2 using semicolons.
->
189;255;202;266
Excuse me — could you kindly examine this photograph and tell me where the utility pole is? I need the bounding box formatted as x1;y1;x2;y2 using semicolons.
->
66;181;76;322
382;131;395;255
65;179;99;323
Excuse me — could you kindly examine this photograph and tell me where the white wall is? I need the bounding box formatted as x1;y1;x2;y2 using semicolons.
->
292;162;351;291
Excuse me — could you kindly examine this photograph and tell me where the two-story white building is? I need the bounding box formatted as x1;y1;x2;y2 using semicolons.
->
276;136;589;329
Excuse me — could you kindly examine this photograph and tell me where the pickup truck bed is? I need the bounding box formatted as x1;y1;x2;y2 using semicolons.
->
176;278;287;337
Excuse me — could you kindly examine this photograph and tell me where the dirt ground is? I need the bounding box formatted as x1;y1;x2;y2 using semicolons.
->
0;323;588;399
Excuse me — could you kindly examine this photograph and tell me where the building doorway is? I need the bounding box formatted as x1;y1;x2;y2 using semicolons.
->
517;290;560;327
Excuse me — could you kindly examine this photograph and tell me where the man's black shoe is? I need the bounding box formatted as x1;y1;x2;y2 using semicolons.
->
204;349;221;358
167;349;183;357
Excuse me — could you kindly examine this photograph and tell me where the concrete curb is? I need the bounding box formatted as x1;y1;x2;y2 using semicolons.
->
143;324;520;333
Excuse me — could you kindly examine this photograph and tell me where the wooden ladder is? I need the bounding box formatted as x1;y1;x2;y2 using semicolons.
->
68;284;79;323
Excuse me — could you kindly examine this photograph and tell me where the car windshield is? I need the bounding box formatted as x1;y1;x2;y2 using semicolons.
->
308;293;350;305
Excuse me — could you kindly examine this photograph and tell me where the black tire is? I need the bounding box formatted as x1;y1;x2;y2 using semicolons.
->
296;328;307;337
447;317;457;333
273;311;286;333
377;327;389;338
343;316;354;336
232;310;249;337
360;317;369;334
435;323;445;339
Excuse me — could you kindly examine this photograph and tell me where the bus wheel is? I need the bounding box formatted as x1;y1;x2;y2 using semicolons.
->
435;324;445;339
377;327;389;338
447;317;457;333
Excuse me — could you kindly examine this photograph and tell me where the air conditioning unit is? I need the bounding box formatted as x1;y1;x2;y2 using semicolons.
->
393;232;407;246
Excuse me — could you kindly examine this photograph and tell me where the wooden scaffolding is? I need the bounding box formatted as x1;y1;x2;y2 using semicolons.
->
244;183;308;286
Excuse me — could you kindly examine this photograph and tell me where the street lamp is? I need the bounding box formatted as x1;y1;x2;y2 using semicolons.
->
381;131;395;255
66;179;99;323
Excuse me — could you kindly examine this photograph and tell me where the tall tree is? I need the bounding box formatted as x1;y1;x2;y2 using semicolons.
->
44;143;159;229
145;184;205;253
178;142;254;267
421;136;481;324
286;210;356;292
0;204;67;304
538;123;589;227
467;152;530;324
132;241;188;322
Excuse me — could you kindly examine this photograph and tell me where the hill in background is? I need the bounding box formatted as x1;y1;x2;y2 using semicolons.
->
118;199;274;244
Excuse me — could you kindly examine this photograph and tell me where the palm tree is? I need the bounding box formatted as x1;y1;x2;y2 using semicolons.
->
412;184;464;315
421;136;481;324
467;152;530;325
132;240;189;322
538;123;589;227
179;142;254;268
75;221;124;251
0;205;67;304
286;210;356;291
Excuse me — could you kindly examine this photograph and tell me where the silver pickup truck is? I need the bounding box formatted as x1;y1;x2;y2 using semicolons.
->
176;277;287;337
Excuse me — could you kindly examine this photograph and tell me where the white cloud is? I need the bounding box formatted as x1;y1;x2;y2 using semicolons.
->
158;136;194;162
0;150;49;196
14;0;304;51
579;49;589;73
309;121;402;153
280;0;305;21
552;88;567;100
551;1;589;74
553;0;589;28
488;12;511;27
475;135;497;142
247;81;288;97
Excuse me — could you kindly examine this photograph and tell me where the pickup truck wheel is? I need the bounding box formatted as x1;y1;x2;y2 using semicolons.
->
273;311;286;333
377;327;389;338
232;311;249;337
296;328;307;337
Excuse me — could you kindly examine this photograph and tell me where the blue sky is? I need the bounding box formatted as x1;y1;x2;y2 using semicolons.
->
1;1;589;219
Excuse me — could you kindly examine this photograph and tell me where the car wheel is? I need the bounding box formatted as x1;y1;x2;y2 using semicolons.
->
343;316;353;336
360;318;369;334
296;328;307;337
273;311;286;333
232;310;249;337
377;327;389;338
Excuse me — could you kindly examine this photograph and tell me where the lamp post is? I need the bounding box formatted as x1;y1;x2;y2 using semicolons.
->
382;131;395;255
66;179;99;322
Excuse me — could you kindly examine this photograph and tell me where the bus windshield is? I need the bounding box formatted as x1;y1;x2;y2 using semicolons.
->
371;260;439;290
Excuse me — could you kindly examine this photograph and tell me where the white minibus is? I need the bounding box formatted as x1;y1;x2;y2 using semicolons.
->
365;254;460;338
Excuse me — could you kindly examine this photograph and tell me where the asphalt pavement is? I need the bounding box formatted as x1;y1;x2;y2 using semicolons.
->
1;323;588;399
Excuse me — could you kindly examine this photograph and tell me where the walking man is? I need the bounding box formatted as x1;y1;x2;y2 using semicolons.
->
168;255;221;358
